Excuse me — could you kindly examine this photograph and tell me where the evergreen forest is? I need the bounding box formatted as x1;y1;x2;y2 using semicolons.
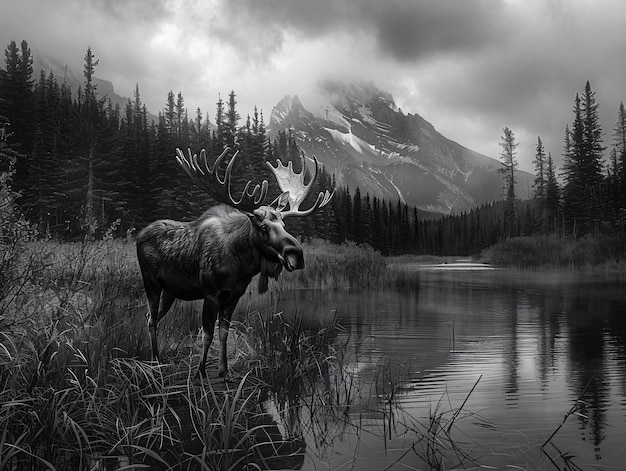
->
2;40;626;257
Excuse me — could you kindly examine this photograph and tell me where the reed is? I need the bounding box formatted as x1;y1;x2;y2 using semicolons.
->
380;375;486;471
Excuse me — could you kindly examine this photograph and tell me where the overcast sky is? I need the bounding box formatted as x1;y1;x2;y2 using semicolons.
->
2;0;625;172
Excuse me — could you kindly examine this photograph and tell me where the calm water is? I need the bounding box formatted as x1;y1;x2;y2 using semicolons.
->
270;267;626;470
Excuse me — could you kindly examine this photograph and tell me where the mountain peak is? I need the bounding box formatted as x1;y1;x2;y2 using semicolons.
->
269;94;307;125
319;79;398;112
269;80;533;214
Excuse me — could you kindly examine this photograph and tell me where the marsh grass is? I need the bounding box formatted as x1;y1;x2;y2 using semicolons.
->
276;239;390;290
2;237;493;470
1;237;373;469
0;238;275;470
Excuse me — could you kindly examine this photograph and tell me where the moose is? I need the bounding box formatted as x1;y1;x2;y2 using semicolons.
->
136;147;333;379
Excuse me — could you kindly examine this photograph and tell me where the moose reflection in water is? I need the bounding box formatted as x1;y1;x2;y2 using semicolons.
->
136;146;332;378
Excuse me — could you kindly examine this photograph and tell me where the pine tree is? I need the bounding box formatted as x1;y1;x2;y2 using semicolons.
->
532;136;550;233
26;69;64;231
498;126;518;238
612;102;626;211
371;196;384;252
191;107;211;150
581;81;605;188
352;187;363;243
164;90;176;140
214;94;225;151
563;82;606;235
177;92;190;146
343;188;353;241
0;40;35;197
363;193;373;246
68;46;103;237
544;153;560;234
51;79;79;233
224;90;239;149
532;136;547;200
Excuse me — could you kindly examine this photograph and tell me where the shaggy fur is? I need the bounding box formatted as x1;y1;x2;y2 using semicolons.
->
136;204;304;378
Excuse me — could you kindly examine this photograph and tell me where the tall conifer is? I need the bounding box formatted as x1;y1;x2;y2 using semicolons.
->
498;126;518;238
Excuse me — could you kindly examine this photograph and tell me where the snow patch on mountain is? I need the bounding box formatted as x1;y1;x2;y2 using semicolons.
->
323;127;368;154
379;173;405;204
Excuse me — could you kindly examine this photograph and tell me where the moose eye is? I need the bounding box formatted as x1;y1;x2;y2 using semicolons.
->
261;224;269;234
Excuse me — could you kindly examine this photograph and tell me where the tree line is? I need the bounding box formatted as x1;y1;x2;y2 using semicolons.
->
498;80;626;246
0;42;332;238
0;40;430;254
2;40;626;257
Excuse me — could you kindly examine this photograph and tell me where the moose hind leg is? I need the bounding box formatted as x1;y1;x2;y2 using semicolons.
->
157;291;176;323
198;296;219;379
146;289;175;362
154;291;176;359
145;287;162;361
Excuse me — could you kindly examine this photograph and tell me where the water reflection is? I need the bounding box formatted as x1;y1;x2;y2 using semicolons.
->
260;270;626;470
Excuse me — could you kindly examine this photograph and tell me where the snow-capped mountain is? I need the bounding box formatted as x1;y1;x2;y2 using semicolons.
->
268;81;533;214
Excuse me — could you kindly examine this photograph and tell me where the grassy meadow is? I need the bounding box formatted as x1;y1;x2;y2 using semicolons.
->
4;233;620;469
0;237;395;470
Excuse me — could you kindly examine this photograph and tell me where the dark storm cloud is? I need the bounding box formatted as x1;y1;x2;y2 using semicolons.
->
2;0;625;172
90;0;169;24
362;0;507;61
222;0;507;62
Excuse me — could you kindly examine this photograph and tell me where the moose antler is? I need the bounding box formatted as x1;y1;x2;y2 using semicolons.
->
176;147;269;213
267;151;334;218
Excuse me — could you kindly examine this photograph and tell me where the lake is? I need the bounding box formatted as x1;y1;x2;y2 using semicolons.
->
263;265;626;470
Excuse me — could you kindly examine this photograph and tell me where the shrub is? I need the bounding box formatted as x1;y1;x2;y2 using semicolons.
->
482;235;626;269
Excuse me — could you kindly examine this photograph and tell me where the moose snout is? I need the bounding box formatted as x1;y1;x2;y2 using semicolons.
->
281;245;305;271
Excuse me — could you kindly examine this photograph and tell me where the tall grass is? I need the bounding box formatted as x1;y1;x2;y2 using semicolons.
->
2;236;494;470
1;237;373;469
0;238;269;470
275;239;389;290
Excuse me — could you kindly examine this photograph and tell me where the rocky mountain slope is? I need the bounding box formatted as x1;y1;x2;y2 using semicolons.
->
268;81;533;214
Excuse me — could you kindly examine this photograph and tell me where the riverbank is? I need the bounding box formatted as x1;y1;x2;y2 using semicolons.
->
3;236;625;468
0;237;351;469
480;234;626;271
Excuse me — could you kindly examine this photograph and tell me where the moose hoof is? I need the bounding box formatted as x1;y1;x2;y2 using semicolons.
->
218;368;230;381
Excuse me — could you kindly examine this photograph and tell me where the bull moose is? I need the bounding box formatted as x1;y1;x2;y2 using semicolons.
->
136;147;333;378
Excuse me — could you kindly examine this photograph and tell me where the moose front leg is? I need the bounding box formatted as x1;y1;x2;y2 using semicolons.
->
217;302;238;378
198;296;219;379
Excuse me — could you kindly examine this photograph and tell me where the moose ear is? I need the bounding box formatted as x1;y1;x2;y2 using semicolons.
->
269;191;290;212
249;208;266;228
